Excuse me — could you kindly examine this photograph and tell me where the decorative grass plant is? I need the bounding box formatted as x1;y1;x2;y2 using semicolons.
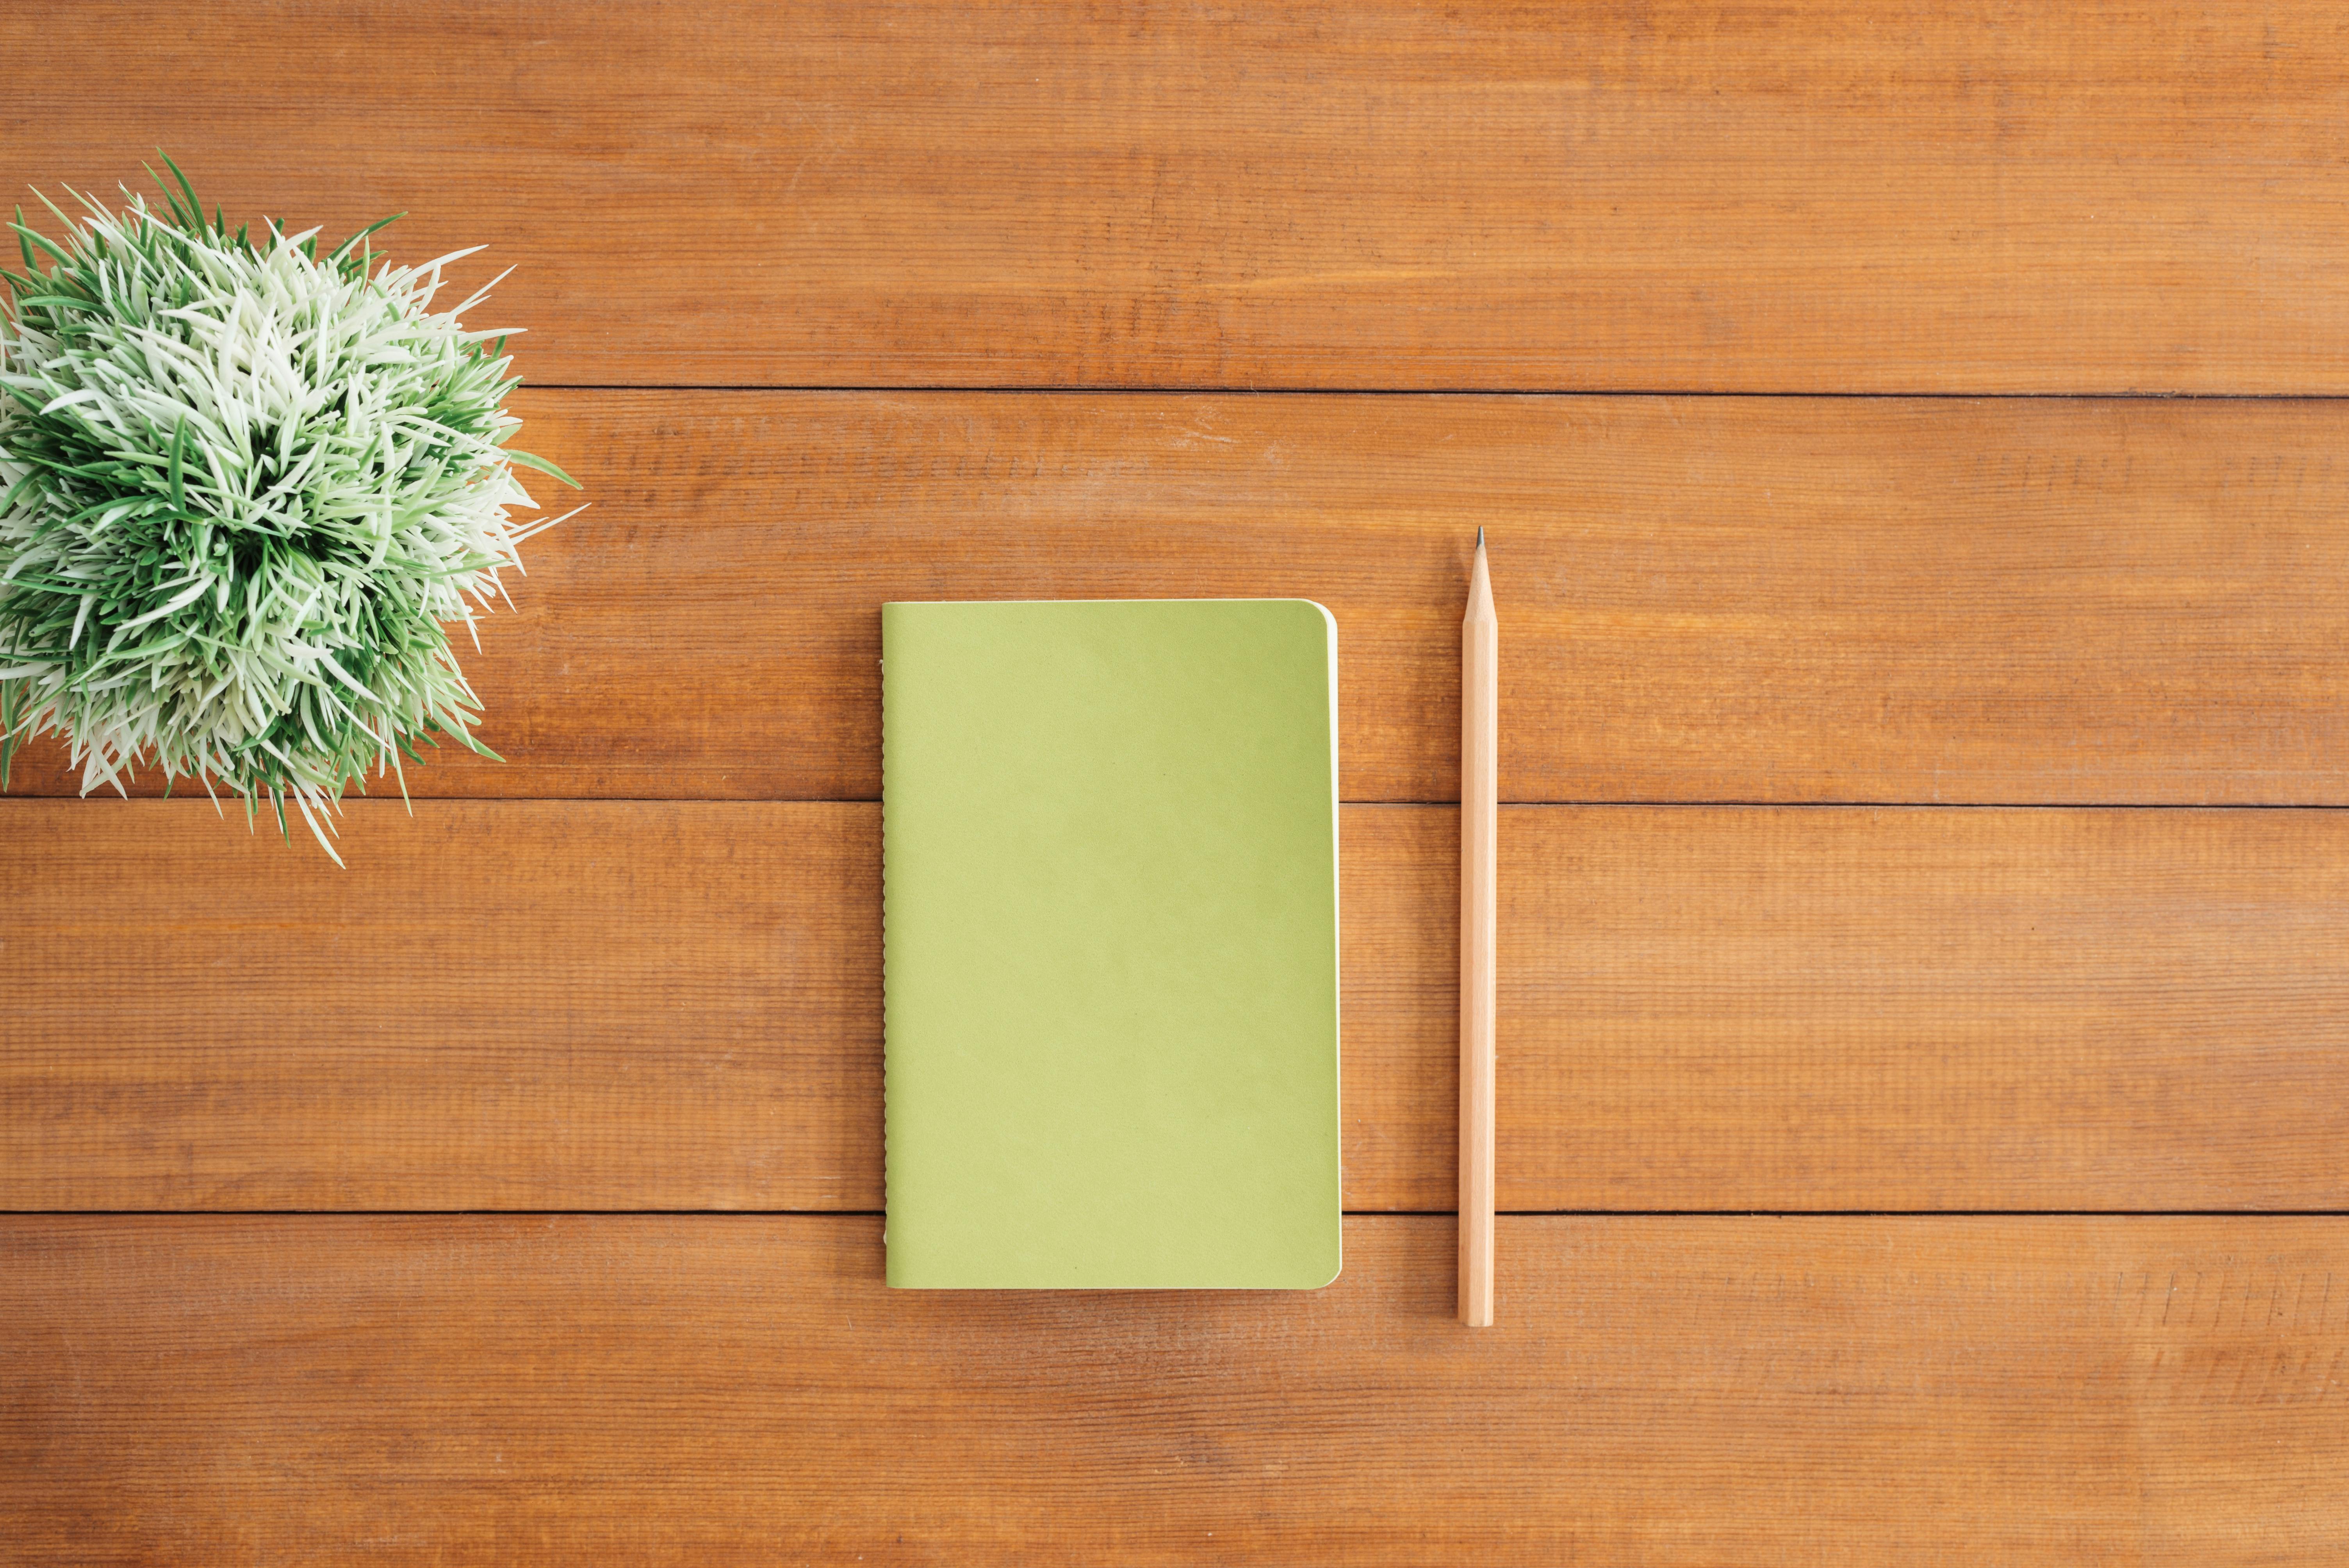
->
0;160;577;861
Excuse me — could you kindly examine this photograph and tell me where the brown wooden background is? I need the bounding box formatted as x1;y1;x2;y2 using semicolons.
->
4;4;2345;1562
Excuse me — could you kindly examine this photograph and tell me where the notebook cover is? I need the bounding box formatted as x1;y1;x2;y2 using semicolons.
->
882;599;1342;1289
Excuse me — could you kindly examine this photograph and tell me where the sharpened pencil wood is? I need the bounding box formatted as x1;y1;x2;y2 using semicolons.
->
1460;534;1498;1327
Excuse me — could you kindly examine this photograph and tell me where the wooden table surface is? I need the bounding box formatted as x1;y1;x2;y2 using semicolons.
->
5;5;2345;1562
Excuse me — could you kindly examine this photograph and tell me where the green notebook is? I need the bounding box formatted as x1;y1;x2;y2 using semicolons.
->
882;599;1342;1289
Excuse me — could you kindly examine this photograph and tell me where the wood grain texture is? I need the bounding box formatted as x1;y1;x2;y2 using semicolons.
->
0;801;881;1212
4;1214;2344;1564
8;391;2346;806
9;799;2347;1213
4;3;2344;392
1501;804;2349;1212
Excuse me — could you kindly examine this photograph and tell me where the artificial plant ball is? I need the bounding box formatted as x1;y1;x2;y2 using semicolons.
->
0;162;575;859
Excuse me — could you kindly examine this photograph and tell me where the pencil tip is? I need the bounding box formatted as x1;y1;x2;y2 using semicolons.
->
1476;525;1485;551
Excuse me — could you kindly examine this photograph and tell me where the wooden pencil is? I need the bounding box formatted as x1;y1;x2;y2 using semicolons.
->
1460;527;1498;1327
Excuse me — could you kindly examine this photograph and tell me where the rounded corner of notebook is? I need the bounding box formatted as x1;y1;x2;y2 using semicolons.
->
1279;597;1339;639
1287;1230;1343;1290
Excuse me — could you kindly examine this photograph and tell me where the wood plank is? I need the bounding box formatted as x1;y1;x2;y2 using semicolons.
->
9;392;2348;805
8;799;2347;1213
4;4;2344;392
0;800;882;1212
4;1214;2343;1564
1502;805;2349;1212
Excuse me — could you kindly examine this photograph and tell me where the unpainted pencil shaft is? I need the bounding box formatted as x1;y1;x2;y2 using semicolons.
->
1460;533;1498;1327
